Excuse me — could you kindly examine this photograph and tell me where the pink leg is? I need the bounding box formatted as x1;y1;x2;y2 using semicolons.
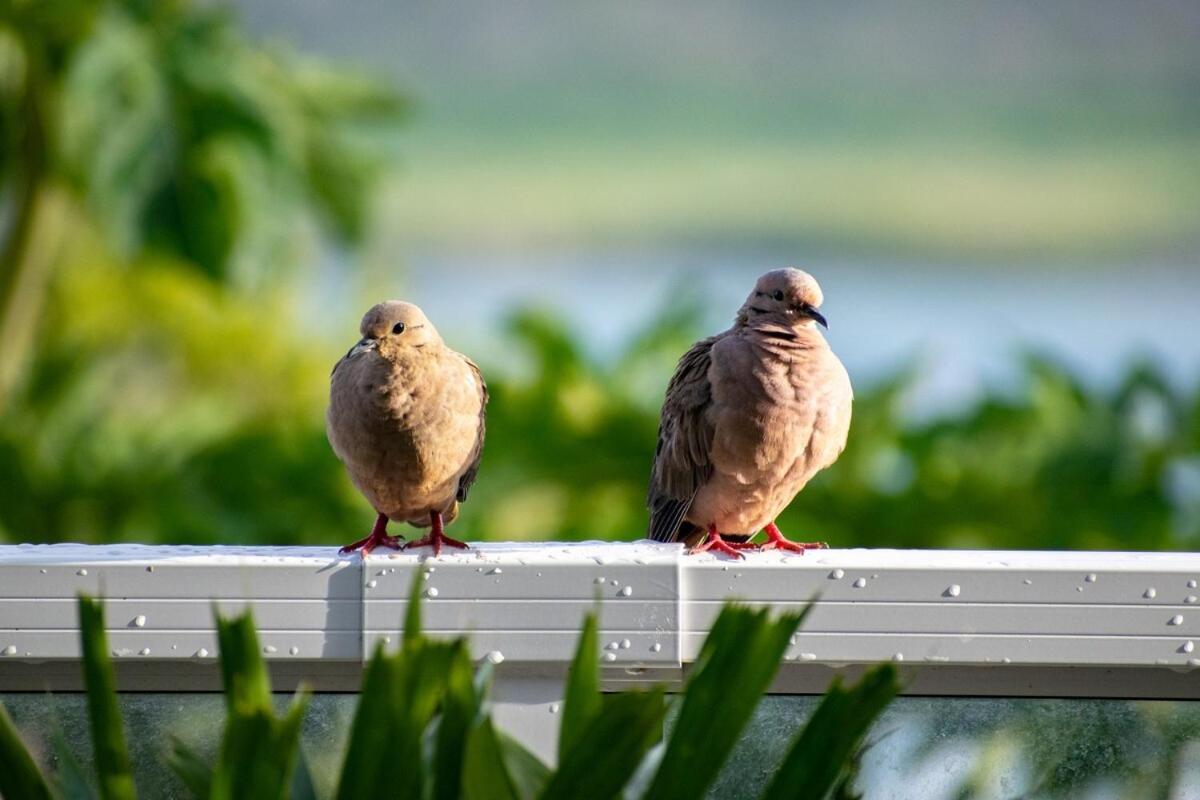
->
404;510;469;557
760;521;828;554
690;524;747;560
339;512;404;555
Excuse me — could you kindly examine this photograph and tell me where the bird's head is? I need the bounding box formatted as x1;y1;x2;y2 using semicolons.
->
737;268;828;330
356;300;441;357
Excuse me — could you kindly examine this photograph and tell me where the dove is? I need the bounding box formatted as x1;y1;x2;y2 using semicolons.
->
646;268;852;558
327;301;487;556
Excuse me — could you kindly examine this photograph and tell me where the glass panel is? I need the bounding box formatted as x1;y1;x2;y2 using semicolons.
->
1;693;357;798
692;697;1200;799
5;693;1200;797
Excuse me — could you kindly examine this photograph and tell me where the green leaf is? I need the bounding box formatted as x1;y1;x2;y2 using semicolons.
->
214;609;271;711
760;665;899;800
433;642;482;800
540;689;667;800
208;610;310;800
497;731;551;800
463;715;521;800
336;634;461;799
558;611;600;760
0;700;54;800
210;691;310;800
167;737;212;800
642;604;808;800
77;594;136;800
403;565;423;646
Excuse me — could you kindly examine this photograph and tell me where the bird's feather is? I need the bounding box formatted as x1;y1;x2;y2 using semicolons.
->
646;335;718;542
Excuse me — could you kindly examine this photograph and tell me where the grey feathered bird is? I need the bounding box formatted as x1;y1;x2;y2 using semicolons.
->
647;268;852;558
327;301;487;556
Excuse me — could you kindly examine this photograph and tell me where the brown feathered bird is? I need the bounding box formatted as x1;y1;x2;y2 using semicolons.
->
327;301;487;556
647;268;852;558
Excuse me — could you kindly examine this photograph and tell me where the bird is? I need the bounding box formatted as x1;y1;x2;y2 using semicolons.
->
646;268;852;558
327;300;487;556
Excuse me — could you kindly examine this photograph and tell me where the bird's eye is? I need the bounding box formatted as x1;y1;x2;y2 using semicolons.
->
772;290;784;301
392;322;406;335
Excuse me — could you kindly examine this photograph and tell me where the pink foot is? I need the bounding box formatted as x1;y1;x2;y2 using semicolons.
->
759;522;828;554
405;510;469;558
340;513;404;555
691;524;747;560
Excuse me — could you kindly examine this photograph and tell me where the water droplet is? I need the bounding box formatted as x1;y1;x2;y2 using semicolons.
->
39;568;47;574
2;645;17;656
1190;658;1200;668
195;648;209;658
1022;579;1033;585
852;578;867;588
1145;588;1158;599
620;639;632;649
426;587;439;598
892;653;905;662
799;652;817;661
1001;657;1012;664
133;615;146;628
77;569;87;576
289;646;300;656
619;586;633;597
549;703;560;714
1085;573;1097;583
1169;614;1184;626
146;565;154;572
1181;641;1195;654
828;568;845;580
593;576;605;584
366;580;377;589
1187;596;1198;605
611;579;619;586
263;645;278;654
605;641;620;650
944;584;961;598
650;643;663;653
426;566;435;573
603;652;617;662
1190;580;1198;589
485;650;505;664
139;648;151;656
489;567;503;575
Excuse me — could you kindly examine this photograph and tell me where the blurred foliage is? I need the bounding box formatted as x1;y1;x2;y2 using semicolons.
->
2;253;1196;550
0;0;406;396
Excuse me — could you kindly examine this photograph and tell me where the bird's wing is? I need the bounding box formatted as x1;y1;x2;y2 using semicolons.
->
456;355;489;503
646;335;719;542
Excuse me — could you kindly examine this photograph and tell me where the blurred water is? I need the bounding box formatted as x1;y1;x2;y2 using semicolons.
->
375;250;1200;413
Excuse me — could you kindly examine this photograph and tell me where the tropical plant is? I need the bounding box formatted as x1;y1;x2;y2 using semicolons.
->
0;0;407;400
0;591;899;800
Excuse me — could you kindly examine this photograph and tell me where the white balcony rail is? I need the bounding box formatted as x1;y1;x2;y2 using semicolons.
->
4;542;1200;761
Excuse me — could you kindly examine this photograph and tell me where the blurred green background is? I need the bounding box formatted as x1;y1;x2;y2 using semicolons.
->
1;0;1198;550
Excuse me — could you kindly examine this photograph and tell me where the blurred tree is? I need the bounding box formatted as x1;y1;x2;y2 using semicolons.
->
0;0;407;401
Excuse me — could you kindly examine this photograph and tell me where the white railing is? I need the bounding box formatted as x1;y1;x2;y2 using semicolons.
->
4;542;1200;761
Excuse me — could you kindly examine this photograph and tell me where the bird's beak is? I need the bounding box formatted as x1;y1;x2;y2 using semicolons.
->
803;305;828;329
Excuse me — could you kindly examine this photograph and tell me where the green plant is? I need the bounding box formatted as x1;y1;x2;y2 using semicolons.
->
0;0;407;400
0;590;898;799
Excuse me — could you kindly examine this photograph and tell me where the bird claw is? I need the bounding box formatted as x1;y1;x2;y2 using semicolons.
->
339;532;404;556
691;527;746;559
404;532;469;558
761;522;827;554
340;512;403;555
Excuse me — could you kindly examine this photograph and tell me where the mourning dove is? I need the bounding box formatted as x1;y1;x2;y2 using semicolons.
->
327;301;488;556
646;268;852;558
